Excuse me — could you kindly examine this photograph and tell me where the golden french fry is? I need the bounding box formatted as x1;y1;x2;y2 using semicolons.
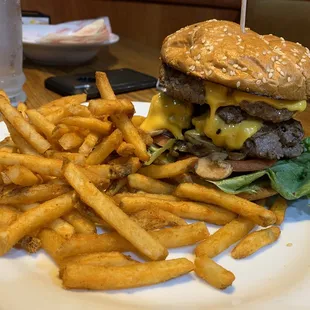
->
15;235;41;253
17;102;28;118
131;115;146;127
0;152;62;176
57;222;209;258
0;92;51;153
88;98;135;116
47;151;86;165
270;196;288;225
47;218;75;239
95;71;117;100
26;109;56;139
62;210;97;234
45;107;68;124
195;255;235;289
139;157;198;179
61;258;194;290
78;132;99;156
59;132;84;150
231;226;281;259
39;94;86;112
0;182;71;205
51;124;72;139
116;142;135;157
86;129;123;165
0;192;74;255
2;165;40;186
175;183;276;227
66;104;91;117
63;162;168;261
120;197;236;225
38;229;66;265
195;217;255;258
130;208;186;230
60;117;112;135
113;192;181;204
0;205;20;227
61;252;136;269
238;187;277;201
128;173;175;194
111;114;149;162
39;105;62;116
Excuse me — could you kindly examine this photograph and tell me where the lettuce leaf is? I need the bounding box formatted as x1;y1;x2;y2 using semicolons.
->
211;138;310;200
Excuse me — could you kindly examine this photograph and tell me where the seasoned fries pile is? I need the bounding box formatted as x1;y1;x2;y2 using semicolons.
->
0;72;286;291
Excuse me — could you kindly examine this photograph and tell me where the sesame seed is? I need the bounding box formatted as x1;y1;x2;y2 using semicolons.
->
287;76;291;82
296;42;302;46
236;81;241;88
222;56;227;60
229;70;235;76
270;69;274;73
246;87;250;92
268;72;273;79
240;46;245;49
189;65;195;71
202;39;206;44
271;56;276;62
275;56;279;60
197;54;201;60
223;27;228;32
186;51;190;55
241;67;248;71
222;68;227;73
276;67;282;73
233;64;238;68
256;53;259;57
295;64;300;69
301;58;306;62
280;37;285;41
258;73;263;78
262;77;267;83
267;51;271;54
228;33;232;36
282;61;287;65
207;70;213;76
280;71;285;76
256;80;262;85
293;53;298;57
263;51;267;55
266;66;270;72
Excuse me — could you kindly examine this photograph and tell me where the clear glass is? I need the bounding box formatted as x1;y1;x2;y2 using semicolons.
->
0;0;26;105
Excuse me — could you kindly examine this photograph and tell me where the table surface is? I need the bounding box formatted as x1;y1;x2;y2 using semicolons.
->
24;38;310;136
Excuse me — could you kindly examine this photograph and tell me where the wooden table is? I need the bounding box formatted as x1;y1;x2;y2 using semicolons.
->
23;37;310;136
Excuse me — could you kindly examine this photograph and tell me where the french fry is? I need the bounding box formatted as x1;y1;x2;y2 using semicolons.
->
59;132;84;150
131;115;145;127
15;235;41;253
113;192;181;204
195;217;255;258
111;114;150;161
95;71;117;100
17;102;28;119
139;157;198;179
0;92;51;153
47;218;75;239
2;165;40;186
120;197;236;225
45;107;68;124
0;192;75;255
116;142;135;157
0;205;20;227
270;196;288;225
26;109;56;139
57;222;209;258
195;256;235;289
63;162;168;261
61;258;194;290
175;183;276;227
78;132;99;156
66;104;92;117
60;252;136;269
231;226;281;259
130;208;187;230
38;229;66;265
60;117;112;135
0;182;71;205
88;98;135;116
86;129;123;165
62;210;97;234
128;173;175;194
51;124;72;140
0;152;62;176
47;151;86;165
238;187;277;201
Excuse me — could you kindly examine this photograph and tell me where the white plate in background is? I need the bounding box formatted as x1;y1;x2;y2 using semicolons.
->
0;101;310;310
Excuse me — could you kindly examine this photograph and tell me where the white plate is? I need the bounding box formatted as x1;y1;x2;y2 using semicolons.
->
0;101;310;310
22;17;119;65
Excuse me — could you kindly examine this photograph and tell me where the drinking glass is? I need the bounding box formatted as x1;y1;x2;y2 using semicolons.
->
0;0;26;105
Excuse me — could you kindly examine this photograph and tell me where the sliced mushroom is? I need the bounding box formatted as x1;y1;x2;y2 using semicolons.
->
195;157;233;180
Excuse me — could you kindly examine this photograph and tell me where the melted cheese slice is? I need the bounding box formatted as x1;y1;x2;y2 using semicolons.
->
140;92;193;139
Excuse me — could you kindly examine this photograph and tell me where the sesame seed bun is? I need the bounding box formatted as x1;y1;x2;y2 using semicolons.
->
161;20;310;101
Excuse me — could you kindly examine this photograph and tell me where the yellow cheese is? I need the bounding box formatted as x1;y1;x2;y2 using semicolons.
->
233;91;307;112
140;92;193;139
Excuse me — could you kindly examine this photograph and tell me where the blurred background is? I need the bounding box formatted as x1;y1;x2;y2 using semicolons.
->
21;0;310;49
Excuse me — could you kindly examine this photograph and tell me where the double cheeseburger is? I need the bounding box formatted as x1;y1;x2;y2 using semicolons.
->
141;20;310;184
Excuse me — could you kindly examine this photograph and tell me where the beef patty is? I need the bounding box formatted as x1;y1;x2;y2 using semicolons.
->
159;64;294;123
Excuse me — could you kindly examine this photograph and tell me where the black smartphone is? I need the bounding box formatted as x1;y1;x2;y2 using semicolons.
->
45;68;157;99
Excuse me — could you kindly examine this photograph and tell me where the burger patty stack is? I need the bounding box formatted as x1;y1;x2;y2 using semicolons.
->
141;20;309;166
